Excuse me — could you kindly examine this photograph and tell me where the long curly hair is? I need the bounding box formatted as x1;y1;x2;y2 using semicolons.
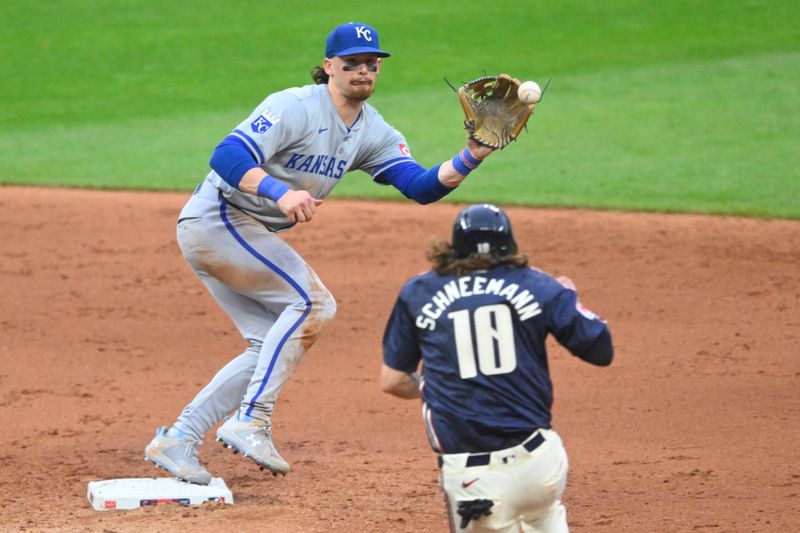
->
426;238;528;277
311;65;329;84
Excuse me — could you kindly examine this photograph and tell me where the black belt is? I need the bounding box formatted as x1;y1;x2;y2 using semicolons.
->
438;431;545;468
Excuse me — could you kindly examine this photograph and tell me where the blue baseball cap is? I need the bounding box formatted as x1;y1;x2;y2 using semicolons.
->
325;22;391;58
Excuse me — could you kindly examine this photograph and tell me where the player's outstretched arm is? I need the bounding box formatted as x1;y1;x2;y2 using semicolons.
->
375;139;494;205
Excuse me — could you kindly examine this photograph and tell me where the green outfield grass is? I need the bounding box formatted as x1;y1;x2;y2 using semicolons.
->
1;0;798;217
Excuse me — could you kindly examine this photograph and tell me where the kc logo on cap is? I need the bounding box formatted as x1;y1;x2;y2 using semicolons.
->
354;25;372;41
325;22;391;58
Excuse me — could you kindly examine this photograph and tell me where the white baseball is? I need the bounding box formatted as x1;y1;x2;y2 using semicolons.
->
518;81;542;104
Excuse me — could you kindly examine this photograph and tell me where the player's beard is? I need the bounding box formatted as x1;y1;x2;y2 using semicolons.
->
345;79;375;101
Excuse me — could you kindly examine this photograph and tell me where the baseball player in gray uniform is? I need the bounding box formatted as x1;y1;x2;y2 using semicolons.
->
144;22;497;484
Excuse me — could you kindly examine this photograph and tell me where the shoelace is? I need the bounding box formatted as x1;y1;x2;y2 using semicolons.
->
249;424;279;453
255;425;273;442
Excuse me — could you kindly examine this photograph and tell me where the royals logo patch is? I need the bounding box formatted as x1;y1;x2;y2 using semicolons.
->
251;109;280;134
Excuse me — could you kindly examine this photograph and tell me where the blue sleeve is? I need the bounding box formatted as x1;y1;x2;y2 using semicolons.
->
382;291;422;373
546;287;612;365
578;327;614;366
374;160;453;205
209;135;260;189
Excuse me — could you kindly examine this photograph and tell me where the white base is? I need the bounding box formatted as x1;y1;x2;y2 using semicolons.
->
87;477;234;511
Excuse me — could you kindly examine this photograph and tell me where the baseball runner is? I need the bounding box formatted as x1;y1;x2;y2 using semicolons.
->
381;204;614;532
143;22;506;485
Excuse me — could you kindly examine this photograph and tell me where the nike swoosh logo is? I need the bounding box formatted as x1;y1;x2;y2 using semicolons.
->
318;127;328;133
462;478;480;488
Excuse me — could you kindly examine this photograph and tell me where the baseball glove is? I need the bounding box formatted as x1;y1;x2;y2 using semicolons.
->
458;74;534;149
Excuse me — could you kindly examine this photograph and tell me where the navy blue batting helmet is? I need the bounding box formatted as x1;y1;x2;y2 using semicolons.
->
452;204;518;259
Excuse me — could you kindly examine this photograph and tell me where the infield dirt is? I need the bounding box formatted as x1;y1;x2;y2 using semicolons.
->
1;186;798;531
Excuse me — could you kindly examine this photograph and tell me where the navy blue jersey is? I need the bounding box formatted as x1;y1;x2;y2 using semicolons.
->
382;265;610;454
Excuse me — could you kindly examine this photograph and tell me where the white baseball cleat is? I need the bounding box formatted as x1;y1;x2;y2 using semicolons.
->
216;411;290;475
144;426;212;485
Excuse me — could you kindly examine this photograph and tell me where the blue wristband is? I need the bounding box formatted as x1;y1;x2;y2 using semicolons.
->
451;148;482;176
461;148;481;168
256;175;290;201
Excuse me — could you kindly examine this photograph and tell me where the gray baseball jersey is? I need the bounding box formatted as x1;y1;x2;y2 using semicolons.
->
180;83;412;230
172;83;413;441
